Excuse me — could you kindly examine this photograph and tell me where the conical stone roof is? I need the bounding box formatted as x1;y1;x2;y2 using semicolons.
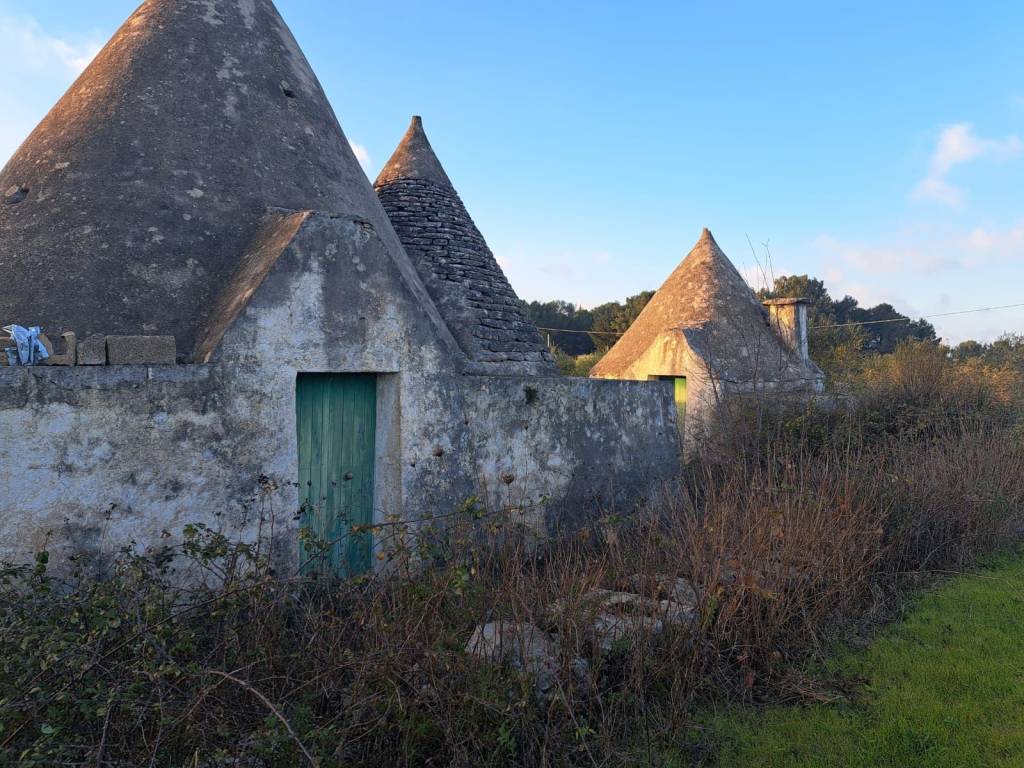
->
375;117;555;375
0;0;424;359
592;229;815;382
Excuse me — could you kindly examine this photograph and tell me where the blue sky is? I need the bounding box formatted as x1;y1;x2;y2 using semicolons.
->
1;1;1021;343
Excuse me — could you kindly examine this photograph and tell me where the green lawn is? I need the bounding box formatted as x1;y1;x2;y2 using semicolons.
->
706;554;1024;767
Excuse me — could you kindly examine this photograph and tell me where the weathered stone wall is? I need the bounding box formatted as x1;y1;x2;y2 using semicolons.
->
0;213;680;568
398;375;681;535
0;367;679;567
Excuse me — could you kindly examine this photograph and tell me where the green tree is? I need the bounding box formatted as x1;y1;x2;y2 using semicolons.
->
760;274;937;360
521;300;595;355
951;334;1024;372
589;291;655;350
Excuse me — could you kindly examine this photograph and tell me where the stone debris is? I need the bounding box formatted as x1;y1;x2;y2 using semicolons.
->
106;335;177;365
466;621;560;697
591;613;665;651
628;573;700;608
548;587;698;651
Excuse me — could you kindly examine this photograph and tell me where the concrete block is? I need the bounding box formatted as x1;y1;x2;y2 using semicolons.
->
41;332;76;366
106;335;177;365
77;334;107;365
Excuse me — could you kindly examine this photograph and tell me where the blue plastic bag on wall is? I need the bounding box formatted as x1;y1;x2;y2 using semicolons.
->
3;324;50;366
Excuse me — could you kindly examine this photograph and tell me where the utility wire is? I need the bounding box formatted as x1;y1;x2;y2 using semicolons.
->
536;327;624;336
535;301;1024;338
813;302;1024;331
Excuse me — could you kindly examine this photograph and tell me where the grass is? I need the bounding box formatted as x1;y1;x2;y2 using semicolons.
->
706;552;1024;767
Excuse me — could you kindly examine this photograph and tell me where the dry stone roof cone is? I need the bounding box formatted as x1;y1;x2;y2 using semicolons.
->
375;116;557;376
0;0;408;358
591;228;813;381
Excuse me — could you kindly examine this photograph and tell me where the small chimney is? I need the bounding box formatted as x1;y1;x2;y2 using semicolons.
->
763;298;810;362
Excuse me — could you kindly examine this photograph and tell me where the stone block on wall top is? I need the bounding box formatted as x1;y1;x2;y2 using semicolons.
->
77;334;108;365
41;332;77;366
106;335;177;365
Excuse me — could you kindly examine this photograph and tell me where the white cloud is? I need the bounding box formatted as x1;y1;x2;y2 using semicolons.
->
912;123;1021;207
962;223;1024;266
913;175;964;207
812;233;961;273
814;222;1024;276
0;11;102;163
0;12;101;75
348;141;372;173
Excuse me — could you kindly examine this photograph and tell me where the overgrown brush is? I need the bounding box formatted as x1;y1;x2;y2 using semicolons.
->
2;348;1022;766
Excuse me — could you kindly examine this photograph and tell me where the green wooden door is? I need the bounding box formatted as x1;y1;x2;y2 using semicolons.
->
657;376;687;431
674;377;687;428
296;373;377;577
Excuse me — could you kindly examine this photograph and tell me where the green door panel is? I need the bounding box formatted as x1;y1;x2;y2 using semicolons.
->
656;375;687;430
674;376;687;428
296;373;377;577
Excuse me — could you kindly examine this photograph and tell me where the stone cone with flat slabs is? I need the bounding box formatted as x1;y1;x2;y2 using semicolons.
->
376;117;556;376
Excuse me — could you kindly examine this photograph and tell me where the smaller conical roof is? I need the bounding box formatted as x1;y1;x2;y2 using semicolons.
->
375;117;555;375
592;229;813;382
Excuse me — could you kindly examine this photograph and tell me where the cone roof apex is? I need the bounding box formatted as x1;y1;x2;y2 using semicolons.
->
375;115;453;188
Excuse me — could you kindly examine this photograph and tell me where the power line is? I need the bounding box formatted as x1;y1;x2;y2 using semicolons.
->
536;326;624;336
813;301;1024;331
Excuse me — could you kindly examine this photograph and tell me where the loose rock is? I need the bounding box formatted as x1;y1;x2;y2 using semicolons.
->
466;621;560;697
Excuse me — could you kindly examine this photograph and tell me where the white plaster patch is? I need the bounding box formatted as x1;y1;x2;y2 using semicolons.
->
196;0;224;26
216;54;241;81
224;90;240;121
237;0;257;29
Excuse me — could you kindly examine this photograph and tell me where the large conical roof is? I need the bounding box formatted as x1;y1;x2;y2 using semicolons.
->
375;117;555;375
592;229;813;382
0;0;416;358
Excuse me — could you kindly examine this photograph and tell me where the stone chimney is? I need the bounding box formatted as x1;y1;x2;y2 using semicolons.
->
763;298;811;362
